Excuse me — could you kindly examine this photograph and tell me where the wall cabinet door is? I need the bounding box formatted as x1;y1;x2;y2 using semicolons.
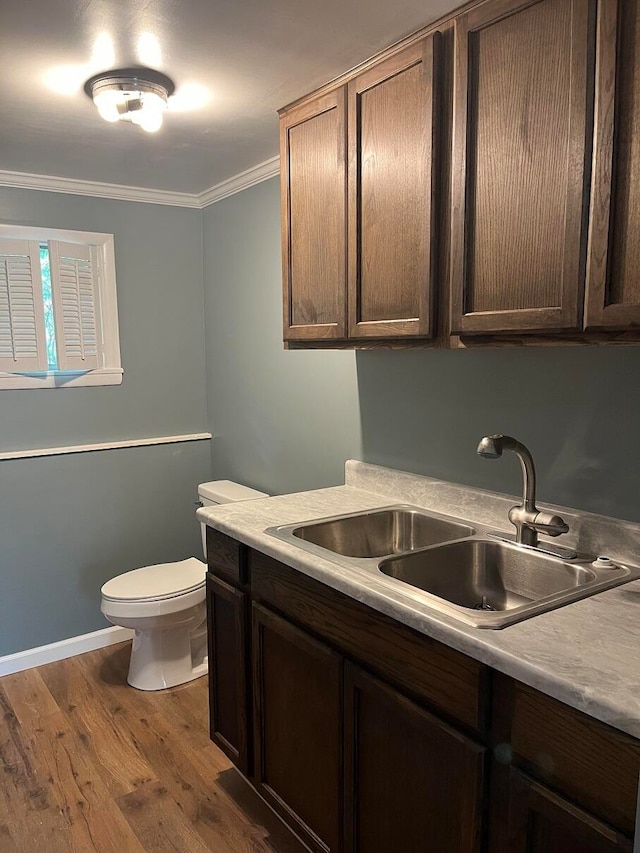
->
347;36;440;340
586;0;640;330
450;0;594;335
252;603;342;853
281;89;347;342
206;574;250;773
505;769;632;852
343;663;485;853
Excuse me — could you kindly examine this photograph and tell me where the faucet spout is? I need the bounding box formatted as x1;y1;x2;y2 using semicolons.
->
477;434;568;549
477;434;537;512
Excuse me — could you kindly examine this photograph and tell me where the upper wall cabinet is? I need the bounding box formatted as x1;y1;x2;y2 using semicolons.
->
280;91;348;342
280;0;640;347
585;0;640;330
450;0;594;336
280;35;441;344
347;37;441;340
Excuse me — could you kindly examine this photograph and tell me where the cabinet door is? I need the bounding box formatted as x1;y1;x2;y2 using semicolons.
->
252;603;342;853
344;663;485;853
281;90;347;342
585;0;640;330
347;36;440;339
506;769;633;852
206;574;250;773
450;0;593;335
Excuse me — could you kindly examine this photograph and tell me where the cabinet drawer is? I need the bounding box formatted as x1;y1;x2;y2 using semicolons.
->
250;550;488;733
206;527;248;587
494;675;640;835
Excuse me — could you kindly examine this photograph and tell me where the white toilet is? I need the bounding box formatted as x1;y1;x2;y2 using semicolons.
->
100;480;268;691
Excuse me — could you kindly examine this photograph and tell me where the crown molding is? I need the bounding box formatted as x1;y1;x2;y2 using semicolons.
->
197;156;280;207
0;156;281;209
0;169;201;207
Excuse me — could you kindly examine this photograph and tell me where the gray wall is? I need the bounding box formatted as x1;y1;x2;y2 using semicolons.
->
1;442;210;655
356;347;640;521
0;188;211;655
5;173;640;656
0;188;207;450
204;177;640;523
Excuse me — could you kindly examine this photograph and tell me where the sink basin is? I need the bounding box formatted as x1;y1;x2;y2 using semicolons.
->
291;507;474;559
381;539;594;608
267;506;640;628
379;538;637;628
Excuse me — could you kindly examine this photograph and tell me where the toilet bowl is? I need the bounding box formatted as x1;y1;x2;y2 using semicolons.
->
100;480;268;691
101;558;208;691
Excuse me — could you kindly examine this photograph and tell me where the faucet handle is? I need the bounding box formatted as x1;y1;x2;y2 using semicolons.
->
529;511;569;538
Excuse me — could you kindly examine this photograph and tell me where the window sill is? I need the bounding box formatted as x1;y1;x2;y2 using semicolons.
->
0;368;124;390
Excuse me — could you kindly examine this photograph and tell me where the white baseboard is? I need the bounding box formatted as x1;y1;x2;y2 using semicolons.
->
0;626;133;677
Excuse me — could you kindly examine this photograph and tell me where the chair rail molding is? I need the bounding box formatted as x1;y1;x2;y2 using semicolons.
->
0;431;212;461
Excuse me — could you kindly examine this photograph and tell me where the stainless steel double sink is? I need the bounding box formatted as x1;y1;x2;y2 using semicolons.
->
267;506;640;628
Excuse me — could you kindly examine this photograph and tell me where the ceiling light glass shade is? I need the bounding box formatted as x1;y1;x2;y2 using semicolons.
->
130;92;165;132
93;89;124;123
85;68;175;133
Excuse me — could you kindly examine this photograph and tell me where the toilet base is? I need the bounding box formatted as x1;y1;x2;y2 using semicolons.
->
127;623;208;691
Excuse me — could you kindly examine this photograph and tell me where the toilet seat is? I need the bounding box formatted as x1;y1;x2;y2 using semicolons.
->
101;557;206;603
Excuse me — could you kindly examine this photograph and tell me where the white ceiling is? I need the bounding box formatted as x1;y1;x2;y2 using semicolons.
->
1;0;460;194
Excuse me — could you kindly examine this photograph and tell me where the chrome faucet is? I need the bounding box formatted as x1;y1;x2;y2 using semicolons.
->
477;434;572;555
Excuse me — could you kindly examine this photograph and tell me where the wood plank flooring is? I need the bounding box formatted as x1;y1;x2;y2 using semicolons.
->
0;642;308;853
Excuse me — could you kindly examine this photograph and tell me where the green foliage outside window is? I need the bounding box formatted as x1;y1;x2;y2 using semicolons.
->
39;245;57;369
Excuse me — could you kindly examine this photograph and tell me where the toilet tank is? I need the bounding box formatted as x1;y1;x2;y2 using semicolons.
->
197;480;269;559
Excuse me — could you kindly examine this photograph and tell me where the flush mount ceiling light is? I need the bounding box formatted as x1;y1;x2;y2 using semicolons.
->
84;68;175;133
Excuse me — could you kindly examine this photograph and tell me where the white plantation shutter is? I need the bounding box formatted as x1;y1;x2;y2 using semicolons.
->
0;238;48;372
49;241;101;370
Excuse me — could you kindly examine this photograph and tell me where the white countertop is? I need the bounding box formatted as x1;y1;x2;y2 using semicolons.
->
198;461;640;738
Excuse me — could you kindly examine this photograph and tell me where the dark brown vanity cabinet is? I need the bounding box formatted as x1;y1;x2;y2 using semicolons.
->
206;531;640;853
248;554;486;853
207;530;488;852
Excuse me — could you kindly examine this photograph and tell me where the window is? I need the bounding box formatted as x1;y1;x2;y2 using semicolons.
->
0;225;122;389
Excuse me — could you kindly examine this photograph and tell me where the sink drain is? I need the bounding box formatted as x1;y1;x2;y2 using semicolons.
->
473;596;497;612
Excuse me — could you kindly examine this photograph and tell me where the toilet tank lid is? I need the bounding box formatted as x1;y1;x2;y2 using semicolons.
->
101;557;207;601
198;480;269;503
